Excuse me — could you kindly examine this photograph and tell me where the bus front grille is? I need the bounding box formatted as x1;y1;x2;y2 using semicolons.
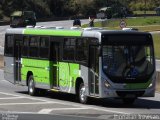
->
116;91;145;97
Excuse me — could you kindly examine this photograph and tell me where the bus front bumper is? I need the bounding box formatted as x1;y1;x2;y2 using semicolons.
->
101;87;155;98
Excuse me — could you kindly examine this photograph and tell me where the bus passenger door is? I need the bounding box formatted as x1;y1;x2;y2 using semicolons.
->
14;35;22;84
89;45;99;96
51;42;60;89
4;35;14;84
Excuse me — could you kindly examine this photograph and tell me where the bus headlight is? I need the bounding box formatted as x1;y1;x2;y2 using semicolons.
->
104;80;111;88
148;83;153;88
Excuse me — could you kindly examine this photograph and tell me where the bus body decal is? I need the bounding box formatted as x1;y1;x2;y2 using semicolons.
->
24;29;82;37
21;58;51;85
58;62;80;93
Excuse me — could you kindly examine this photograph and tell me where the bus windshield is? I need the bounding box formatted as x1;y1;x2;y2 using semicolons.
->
102;35;155;83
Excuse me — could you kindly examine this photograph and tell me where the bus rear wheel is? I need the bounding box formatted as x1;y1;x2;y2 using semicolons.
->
28;75;37;96
78;83;88;104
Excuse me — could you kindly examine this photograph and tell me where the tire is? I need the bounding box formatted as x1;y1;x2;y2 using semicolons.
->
78;83;88;104
28;75;37;96
122;98;136;105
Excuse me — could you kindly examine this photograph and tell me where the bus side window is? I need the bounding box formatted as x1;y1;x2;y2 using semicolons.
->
29;36;39;58
75;38;87;63
5;35;14;56
22;36;29;57
63;38;75;61
39;37;49;59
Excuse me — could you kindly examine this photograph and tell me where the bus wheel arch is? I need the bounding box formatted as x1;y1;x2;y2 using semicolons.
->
27;71;37;96
26;71;33;86
75;77;88;104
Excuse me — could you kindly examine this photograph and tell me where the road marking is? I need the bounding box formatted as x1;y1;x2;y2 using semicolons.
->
0;110;104;120
38;108;90;114
0;80;8;82
0;102;55;106
0;91;54;102
0;91;130;114
90;107;129;114
39;100;130;114
0;96;24;100
0;91;22;97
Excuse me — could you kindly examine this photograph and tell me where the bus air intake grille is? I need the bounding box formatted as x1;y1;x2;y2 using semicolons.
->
116;91;145;97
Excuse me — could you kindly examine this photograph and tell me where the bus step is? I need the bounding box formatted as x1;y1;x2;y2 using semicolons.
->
50;88;60;92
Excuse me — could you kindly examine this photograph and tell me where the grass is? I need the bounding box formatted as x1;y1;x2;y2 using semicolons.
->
83;16;160;31
103;17;160;28
133;11;156;15
152;34;160;59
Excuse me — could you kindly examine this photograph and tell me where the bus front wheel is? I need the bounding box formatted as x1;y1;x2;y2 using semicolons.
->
28;75;37;96
78;83;88;104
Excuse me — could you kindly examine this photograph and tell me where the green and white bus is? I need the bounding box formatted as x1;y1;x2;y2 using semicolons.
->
4;27;156;104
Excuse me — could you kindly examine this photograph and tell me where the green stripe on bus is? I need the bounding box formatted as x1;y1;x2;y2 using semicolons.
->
125;80;151;89
24;29;82;36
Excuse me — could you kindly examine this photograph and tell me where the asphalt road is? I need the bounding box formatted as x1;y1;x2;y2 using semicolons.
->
0;69;160;120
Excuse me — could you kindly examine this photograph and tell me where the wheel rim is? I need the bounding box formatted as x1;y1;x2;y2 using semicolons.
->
80;85;86;102
29;79;34;94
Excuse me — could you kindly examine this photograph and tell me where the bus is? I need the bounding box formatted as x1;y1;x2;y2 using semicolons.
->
4;27;156;104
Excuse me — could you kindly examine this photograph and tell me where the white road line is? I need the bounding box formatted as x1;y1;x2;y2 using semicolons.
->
38;108;89;114
39;100;130;114
0;102;56;106
0;91;53;102
0;91;129;114
90;107;129;114
0;80;8;82
0;91;22;97
0;96;24;100
0;111;37;115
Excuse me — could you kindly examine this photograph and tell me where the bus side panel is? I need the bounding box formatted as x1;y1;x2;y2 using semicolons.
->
69;63;80;93
21;58;51;89
4;56;15;84
80;65;89;96
58;62;80;93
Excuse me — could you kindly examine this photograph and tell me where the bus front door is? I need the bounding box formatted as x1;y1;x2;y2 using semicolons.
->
89;45;99;96
14;35;22;84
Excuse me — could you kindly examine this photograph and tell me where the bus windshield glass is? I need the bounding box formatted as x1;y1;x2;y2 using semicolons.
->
102;34;155;83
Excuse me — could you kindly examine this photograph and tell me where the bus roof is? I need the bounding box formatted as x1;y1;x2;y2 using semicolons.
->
6;28;83;37
5;27;150;38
